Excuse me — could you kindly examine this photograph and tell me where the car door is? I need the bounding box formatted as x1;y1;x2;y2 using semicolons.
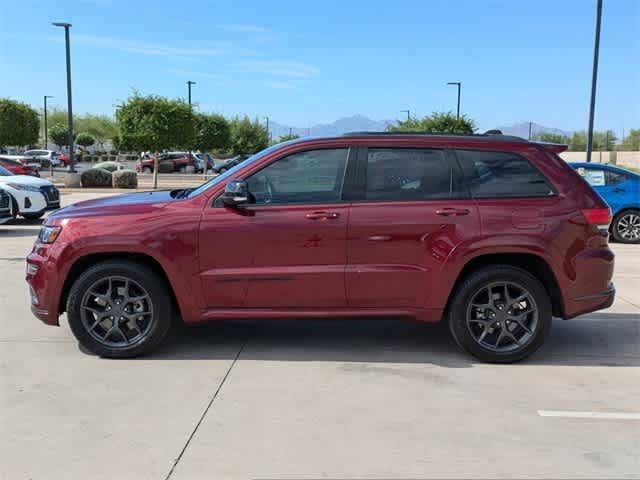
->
198;147;353;308
346;146;480;308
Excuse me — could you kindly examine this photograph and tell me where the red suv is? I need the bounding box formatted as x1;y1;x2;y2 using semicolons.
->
26;133;615;362
136;152;197;173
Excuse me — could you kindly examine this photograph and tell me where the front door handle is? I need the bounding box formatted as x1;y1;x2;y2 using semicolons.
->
305;211;340;220
435;208;470;216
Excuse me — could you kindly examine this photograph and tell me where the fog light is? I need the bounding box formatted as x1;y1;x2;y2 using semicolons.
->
26;263;39;275
29;286;39;305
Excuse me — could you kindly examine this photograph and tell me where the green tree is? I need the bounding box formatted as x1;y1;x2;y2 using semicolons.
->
277;132;300;143
49;123;71;149
77;115;117;148
76;132;95;149
387;111;476;134
593;130;617;151
116;94;194;152
535;132;570;144
620;129;640;151
193;113;231;152
569;131;587;151
229;116;269;154
0;99;39;146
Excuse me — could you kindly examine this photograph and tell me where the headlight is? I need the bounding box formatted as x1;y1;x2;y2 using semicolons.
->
38;225;62;243
6;183;41;192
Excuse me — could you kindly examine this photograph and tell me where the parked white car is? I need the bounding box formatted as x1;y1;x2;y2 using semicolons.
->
0;165;60;219
22;150;60;168
0;188;11;224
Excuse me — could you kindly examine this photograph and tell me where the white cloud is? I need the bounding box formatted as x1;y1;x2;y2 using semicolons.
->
72;33;254;58
239;60;318;78
265;80;297;89
215;24;272;33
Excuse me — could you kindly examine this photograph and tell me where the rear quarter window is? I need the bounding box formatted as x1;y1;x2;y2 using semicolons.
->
456;149;554;198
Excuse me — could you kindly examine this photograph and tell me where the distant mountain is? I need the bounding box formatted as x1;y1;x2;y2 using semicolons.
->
497;122;572;139
268;117;573;141
269;115;395;139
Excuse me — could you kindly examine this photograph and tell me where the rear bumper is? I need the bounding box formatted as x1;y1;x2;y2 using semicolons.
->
564;283;615;319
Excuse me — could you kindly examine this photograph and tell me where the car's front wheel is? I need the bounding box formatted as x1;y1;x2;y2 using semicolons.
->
612;209;640;244
67;260;174;358
448;266;552;363
22;212;44;220
142;166;152;174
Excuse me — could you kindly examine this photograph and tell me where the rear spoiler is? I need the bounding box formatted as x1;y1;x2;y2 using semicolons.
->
533;141;568;154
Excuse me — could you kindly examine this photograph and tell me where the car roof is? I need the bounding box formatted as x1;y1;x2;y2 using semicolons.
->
279;131;554;150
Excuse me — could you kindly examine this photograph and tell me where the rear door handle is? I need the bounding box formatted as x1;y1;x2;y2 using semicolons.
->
305;211;340;220
435;208;470;216
613;187;626;193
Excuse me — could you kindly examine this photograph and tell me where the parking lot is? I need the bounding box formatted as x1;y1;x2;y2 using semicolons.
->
1;191;638;480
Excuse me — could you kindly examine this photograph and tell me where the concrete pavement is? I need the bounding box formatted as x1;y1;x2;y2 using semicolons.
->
1;192;638;480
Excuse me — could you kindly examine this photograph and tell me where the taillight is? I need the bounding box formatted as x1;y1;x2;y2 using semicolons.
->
582;208;612;234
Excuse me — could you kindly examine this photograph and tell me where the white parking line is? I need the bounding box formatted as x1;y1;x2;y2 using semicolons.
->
538;410;640;420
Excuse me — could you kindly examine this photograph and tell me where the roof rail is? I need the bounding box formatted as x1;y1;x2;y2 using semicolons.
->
341;131;526;142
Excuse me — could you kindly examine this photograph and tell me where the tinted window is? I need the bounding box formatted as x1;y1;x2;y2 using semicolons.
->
365;148;452;201
456;150;553;198
246;149;348;205
605;169;628;186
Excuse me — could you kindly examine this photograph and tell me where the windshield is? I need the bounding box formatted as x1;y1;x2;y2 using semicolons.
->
0;165;14;176
186;143;285;198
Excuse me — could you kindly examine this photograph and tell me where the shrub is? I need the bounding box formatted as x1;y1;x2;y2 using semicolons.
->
112;169;138;189
93;161;122;172
81;168;112;188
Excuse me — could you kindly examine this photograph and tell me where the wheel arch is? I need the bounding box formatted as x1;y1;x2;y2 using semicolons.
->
444;252;564;318
59;252;183;321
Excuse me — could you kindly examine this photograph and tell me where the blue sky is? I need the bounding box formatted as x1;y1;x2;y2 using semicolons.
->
1;0;638;135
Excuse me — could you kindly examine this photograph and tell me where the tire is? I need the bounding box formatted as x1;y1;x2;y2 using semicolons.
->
179;166;186;173
22;212;44;220
66;260;174;358
447;266;552;363
143;167;152;174
9;195;18;220
219;167;227;173
611;209;640;244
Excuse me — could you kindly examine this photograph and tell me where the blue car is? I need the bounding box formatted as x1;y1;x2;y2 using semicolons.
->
570;162;640;243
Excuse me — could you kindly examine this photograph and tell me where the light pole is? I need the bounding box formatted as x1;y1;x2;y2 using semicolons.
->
400;109;410;121
528;121;533;140
263;116;271;142
447;82;462;120
586;0;603;163
187;80;196;106
43;95;54;149
52;22;75;173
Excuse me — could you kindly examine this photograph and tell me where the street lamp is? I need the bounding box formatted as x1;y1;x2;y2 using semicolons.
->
400;109;410;121
43;95;54;149
586;0;603;163
447;82;462;120
187;80;196;106
263;116;271;142
52;22;75;173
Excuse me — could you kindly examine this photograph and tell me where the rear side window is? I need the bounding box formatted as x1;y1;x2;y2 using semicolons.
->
456;150;554;198
365;148;452;201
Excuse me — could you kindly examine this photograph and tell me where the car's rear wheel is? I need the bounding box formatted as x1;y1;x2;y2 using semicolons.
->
612;209;640;244
142;166;152;174
448;266;552;363
67;260;174;358
179;166;186;173
219;167;227;173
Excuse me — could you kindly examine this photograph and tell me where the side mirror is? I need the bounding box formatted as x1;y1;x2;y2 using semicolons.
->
221;179;251;207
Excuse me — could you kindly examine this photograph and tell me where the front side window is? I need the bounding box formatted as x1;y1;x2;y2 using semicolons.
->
246;148;348;205
365;148;452;201
456;150;554;198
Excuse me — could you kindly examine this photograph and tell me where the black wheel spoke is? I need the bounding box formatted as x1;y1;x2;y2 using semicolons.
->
80;275;154;349
466;280;538;353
